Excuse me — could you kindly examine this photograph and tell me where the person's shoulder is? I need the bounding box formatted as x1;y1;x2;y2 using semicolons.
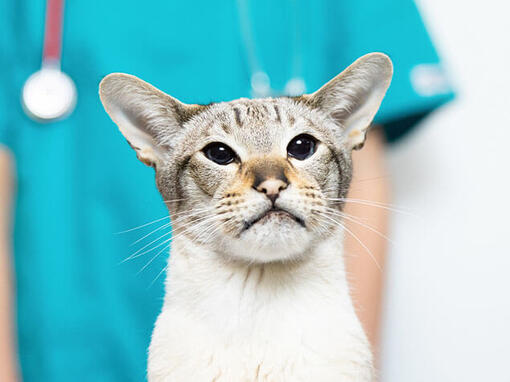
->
324;0;456;143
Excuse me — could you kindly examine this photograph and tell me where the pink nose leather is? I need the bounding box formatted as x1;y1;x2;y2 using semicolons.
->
256;178;288;204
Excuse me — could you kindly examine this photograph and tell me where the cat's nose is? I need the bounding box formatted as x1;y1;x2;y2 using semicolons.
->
255;178;288;204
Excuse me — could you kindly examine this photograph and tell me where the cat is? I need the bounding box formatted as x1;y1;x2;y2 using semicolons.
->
99;52;392;382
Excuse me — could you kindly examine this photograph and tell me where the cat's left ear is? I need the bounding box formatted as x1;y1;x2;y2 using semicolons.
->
302;53;393;150
99;73;204;167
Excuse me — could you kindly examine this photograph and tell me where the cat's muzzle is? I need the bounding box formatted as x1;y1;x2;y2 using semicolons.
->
243;207;305;231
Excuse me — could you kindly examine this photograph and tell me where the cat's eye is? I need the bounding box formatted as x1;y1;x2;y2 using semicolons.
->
287;134;317;160
203;142;237;165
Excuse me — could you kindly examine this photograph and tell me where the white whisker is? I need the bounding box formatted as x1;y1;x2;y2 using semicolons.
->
127;206;213;247
328;197;416;216
138;242;172;274
122;231;173;263
135;215;219;272
162;198;188;203
131;222;172;246
149;265;168;288
322;207;394;245
317;213;381;271
115;215;169;234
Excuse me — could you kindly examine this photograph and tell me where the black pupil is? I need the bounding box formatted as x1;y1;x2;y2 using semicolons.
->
204;143;235;165
287;135;316;160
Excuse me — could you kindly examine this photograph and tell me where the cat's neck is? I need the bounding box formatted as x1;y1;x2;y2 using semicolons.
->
150;230;373;381
162;230;354;323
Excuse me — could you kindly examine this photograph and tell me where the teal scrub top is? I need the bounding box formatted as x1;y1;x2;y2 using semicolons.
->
0;0;454;381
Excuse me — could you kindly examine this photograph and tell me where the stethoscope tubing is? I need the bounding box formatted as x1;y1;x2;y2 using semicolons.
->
43;0;64;66
22;0;77;123
235;0;306;98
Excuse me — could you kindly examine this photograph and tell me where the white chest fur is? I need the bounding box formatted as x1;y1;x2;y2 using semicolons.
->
147;235;373;382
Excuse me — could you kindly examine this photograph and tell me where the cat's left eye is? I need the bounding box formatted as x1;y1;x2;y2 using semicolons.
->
202;142;237;165
287;134;318;160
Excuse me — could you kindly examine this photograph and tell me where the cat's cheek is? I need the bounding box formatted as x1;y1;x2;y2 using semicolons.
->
306;147;349;196
287;156;333;195
186;156;238;198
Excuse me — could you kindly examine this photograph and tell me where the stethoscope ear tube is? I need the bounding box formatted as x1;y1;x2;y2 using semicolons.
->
236;0;306;98
22;0;77;123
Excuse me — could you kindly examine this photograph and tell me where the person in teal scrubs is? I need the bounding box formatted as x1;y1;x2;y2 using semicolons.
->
0;0;454;381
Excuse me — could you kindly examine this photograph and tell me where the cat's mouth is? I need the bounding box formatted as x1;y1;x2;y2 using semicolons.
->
243;207;306;231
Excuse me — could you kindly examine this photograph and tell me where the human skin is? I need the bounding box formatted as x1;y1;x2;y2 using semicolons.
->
0;147;19;382
0;128;388;380
344;127;390;357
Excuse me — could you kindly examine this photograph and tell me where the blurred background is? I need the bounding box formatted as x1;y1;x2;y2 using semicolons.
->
381;0;510;381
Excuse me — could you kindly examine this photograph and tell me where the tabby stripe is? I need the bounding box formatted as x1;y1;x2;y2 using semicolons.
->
273;104;281;122
233;107;242;126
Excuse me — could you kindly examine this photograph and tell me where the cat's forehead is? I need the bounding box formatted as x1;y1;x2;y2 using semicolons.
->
194;97;320;153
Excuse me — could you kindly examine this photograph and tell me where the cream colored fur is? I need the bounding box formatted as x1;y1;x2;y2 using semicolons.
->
99;53;393;381
149;232;373;381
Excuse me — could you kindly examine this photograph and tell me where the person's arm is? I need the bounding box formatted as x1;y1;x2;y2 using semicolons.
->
344;127;390;354
0;147;19;382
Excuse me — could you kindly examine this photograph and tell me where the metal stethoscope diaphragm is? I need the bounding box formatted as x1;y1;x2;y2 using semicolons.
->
22;0;305;123
22;0;77;123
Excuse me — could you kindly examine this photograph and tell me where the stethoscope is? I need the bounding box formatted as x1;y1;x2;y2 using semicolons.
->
22;0;76;122
22;0;305;123
236;0;306;98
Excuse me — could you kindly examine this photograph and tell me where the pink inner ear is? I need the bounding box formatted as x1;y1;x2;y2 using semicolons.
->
303;54;392;150
136;147;158;168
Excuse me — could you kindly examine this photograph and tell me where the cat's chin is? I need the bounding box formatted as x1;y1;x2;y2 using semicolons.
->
222;217;314;263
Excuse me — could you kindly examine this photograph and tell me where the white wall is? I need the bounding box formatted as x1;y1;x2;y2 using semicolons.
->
380;1;510;381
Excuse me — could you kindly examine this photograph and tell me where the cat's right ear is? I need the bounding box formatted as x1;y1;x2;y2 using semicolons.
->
99;74;203;167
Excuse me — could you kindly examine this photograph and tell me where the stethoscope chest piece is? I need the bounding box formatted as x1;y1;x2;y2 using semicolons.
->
23;0;76;123
22;66;76;122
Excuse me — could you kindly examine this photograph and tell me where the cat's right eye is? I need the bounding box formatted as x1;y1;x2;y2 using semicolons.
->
202;142;237;165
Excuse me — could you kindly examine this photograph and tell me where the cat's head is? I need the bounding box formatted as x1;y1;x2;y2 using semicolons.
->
99;53;392;263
